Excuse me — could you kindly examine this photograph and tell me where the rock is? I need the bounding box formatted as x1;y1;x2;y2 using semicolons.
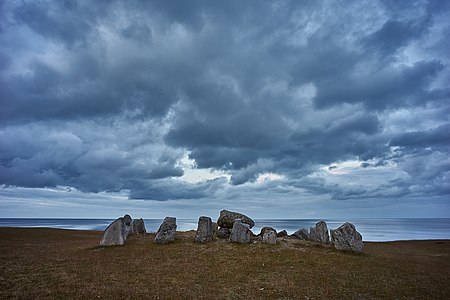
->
217;209;255;229
251;233;262;243
292;228;310;240
154;217;177;244
310;221;330;244
122;214;133;237
259;227;277;236
229;220;251;244
261;228;277;244
277;230;288;237
100;216;131;246
123;214;132;224
194;216;213;243
331;222;364;253
217;227;231;239
131;218;146;235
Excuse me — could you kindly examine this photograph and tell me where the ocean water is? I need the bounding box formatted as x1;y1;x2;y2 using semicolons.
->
0;218;449;242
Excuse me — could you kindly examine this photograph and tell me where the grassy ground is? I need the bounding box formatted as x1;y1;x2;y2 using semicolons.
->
0;228;449;299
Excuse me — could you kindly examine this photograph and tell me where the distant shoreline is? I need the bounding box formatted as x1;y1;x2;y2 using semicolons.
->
1;217;449;242
1;226;450;243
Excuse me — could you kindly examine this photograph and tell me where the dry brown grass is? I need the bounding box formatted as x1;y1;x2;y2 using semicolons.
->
1;227;449;299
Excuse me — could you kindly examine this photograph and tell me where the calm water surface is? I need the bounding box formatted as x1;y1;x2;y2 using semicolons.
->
0;218;449;242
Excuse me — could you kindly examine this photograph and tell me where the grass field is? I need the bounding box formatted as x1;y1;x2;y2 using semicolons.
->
1;227;449;299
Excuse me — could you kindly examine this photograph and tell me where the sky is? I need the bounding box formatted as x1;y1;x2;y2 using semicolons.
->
0;0;449;219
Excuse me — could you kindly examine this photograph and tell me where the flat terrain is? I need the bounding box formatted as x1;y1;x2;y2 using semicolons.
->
0;228;449;299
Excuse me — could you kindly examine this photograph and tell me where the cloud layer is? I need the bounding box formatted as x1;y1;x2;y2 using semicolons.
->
0;0;449;217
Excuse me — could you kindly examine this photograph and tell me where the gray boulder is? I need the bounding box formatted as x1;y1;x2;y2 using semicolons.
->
229;220;251;244
261;228;277;245
131;218;146;235
277;230;288;237
309;221;329;244
259;227;277;236
123;214;132;223
100;215;131;246
217;227;231;239
331;222;364;253
292;228;310;240
123;214;132;237
154;217;177;244
194;216;213;243
217;210;255;229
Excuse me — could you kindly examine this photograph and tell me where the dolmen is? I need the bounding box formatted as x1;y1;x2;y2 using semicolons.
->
100;214;133;246
155;217;177;244
217;209;254;240
100;212;363;252
291;220;364;253
195;216;213;243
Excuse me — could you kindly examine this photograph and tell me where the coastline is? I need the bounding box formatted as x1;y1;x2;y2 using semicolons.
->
2;217;449;242
1;227;449;299
1;226;449;243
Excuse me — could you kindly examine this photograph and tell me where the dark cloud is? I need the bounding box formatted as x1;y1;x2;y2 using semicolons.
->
363;19;427;57
129;177;227;201
0;0;449;212
0;49;180;124
390;124;450;148
313;60;445;110
121;23;152;43
13;0;94;47
0;120;184;197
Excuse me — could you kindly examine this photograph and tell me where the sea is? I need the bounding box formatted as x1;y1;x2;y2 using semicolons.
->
0;218;449;242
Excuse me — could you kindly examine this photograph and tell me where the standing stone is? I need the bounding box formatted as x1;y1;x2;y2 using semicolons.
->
131;218;146;235
229;220;251;244
217;227;231;239
292;228;310;240
217;210;255;229
277;230;288;237
100;215;131;246
262;228;277;245
122;214;133;237
195;216;213;243
310;221;329;244
154;217;177;244
122;214;132;237
259;227;277;236
331;222;364;253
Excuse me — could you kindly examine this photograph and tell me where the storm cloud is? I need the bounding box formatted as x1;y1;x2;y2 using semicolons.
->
0;0;449;217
